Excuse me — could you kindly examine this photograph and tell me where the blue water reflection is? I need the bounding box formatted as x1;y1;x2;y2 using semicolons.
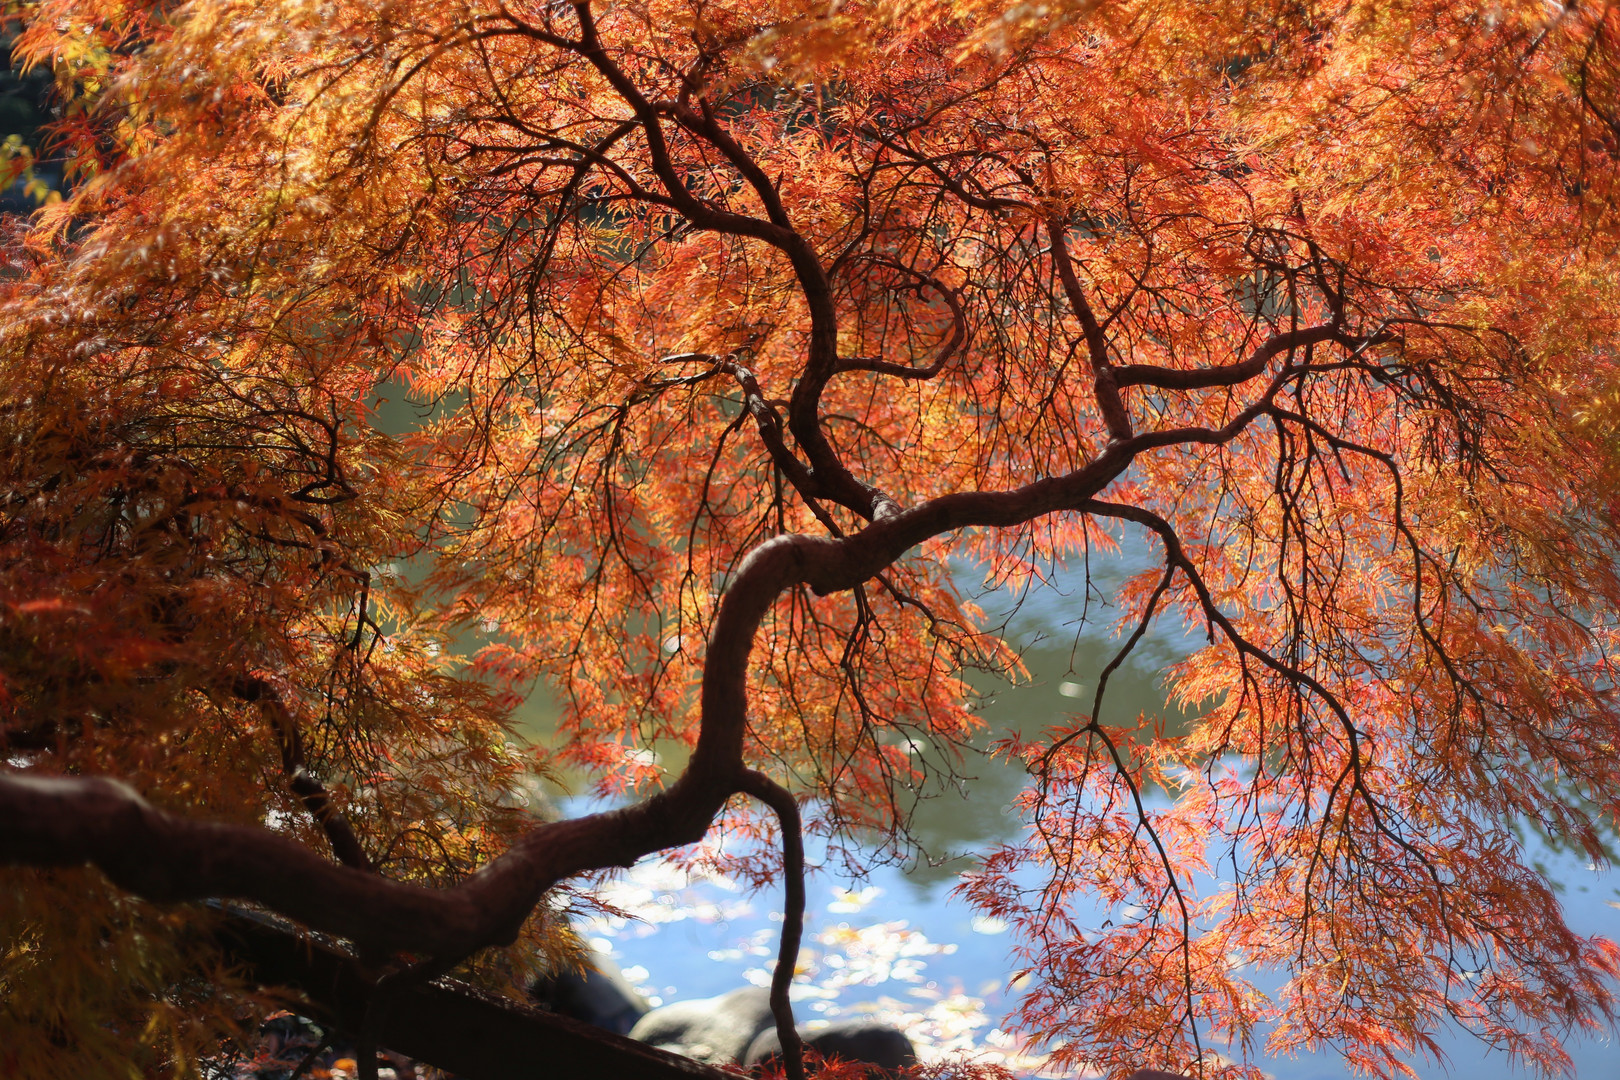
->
563;549;1620;1078
570;811;1617;1078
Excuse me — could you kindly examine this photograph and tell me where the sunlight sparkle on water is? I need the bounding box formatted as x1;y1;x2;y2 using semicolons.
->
579;854;1062;1075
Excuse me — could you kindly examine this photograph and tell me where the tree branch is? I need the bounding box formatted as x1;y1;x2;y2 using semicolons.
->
834;259;967;381
569;0;887;522
1112;325;1391;391
0;438;1149;966
233;675;374;873
1045;217;1132;442
739;769;807;1080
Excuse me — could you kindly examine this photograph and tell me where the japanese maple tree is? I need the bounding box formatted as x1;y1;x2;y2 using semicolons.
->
4;0;1620;1076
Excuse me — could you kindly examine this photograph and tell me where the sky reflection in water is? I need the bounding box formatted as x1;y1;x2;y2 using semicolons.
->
560;554;1618;1078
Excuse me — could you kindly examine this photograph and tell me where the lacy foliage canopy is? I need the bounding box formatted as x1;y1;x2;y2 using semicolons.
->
4;0;1620;1076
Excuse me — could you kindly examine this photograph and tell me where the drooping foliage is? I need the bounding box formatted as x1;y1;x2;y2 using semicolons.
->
3;0;1620;1076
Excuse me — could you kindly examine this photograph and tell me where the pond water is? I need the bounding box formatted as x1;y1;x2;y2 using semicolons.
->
535;560;1620;1078
568;823;1618;1079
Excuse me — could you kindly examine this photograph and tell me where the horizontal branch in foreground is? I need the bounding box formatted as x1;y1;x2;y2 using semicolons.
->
0;770;728;958
216;907;733;1080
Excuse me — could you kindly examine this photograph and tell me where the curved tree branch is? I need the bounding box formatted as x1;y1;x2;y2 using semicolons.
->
1046;216;1132;442
568;0;889;523
233;674;375;873
834;259;967;382
1112;325;1390;391
739;769;808;1080
0;308;1386;969
0;439;1141;957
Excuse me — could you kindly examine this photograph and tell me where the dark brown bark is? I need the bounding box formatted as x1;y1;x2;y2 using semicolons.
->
0;442;1143;960
740;769;808;1080
214;908;737;1080
0;305;1362;972
1111;325;1387;390
233;674;375;873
